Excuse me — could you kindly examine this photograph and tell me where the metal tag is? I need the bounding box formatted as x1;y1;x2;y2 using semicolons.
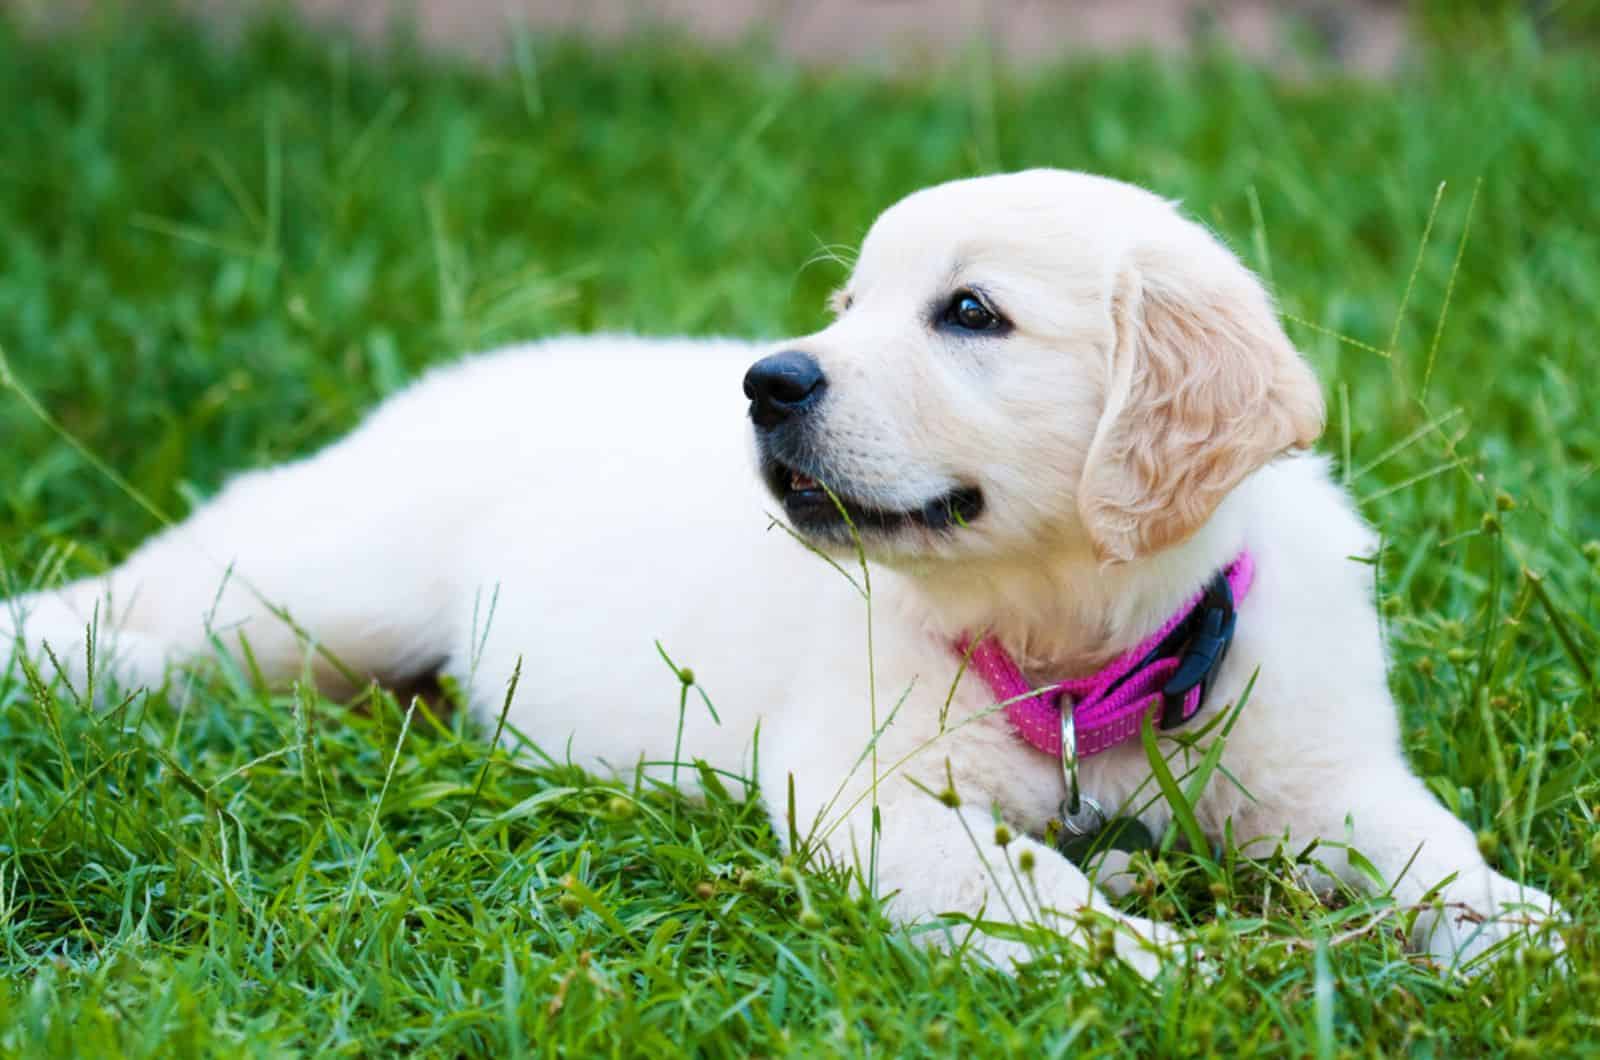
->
1057;812;1156;864
1058;794;1108;838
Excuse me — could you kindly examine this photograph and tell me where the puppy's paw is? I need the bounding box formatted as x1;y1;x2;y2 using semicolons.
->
1;594;167;701
1083;848;1140;899
1414;869;1565;973
1104;922;1183;982
970;913;1192;982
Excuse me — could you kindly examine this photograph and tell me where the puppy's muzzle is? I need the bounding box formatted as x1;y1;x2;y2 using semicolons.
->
743;350;826;429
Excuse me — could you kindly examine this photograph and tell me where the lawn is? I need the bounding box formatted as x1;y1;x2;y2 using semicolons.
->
1;9;1597;1057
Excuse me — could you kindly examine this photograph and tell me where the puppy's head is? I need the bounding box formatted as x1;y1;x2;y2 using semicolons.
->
749;169;1324;566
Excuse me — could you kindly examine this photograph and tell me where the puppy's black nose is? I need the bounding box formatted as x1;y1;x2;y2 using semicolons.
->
743;351;826;428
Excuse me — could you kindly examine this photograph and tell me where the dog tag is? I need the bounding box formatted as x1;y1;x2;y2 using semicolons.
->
1056;810;1156;864
1059;794;1107;838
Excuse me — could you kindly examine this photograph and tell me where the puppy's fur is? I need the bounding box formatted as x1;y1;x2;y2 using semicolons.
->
2;170;1560;974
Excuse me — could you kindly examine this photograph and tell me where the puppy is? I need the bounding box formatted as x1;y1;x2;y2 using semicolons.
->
1;169;1561;975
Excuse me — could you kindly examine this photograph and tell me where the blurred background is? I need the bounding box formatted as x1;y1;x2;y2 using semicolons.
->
179;0;1418;72
13;0;1600;73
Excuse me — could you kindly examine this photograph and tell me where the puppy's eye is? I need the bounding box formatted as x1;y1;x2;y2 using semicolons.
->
941;291;1004;333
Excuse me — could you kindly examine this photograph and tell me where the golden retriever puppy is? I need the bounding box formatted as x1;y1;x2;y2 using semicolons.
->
2;169;1562;975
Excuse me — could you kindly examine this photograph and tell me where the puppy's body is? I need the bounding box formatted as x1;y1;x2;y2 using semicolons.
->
2;171;1558;973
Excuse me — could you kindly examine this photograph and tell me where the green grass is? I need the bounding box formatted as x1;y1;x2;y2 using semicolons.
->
2;9;1598;1056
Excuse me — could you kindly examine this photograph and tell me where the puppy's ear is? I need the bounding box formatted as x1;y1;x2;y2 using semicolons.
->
1078;241;1324;564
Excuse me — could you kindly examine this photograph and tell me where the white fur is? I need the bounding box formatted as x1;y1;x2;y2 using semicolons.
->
1;170;1560;975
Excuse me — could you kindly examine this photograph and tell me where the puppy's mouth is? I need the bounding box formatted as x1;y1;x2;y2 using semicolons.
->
765;460;984;539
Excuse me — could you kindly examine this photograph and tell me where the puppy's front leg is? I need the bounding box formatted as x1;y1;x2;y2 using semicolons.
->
1237;762;1563;970
832;793;1181;977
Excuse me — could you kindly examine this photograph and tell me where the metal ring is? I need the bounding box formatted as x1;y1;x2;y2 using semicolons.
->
1059;698;1081;815
1057;698;1107;837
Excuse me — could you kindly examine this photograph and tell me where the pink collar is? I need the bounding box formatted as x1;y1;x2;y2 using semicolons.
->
958;553;1254;758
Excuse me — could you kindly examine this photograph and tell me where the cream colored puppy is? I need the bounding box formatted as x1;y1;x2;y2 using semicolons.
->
1;169;1561;975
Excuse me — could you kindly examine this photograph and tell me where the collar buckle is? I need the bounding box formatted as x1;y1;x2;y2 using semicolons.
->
1158;568;1238;729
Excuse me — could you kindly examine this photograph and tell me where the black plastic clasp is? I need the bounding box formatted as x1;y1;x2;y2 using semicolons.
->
1159;570;1237;729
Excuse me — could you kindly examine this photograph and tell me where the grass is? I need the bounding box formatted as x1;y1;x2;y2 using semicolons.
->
1;8;1598;1056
